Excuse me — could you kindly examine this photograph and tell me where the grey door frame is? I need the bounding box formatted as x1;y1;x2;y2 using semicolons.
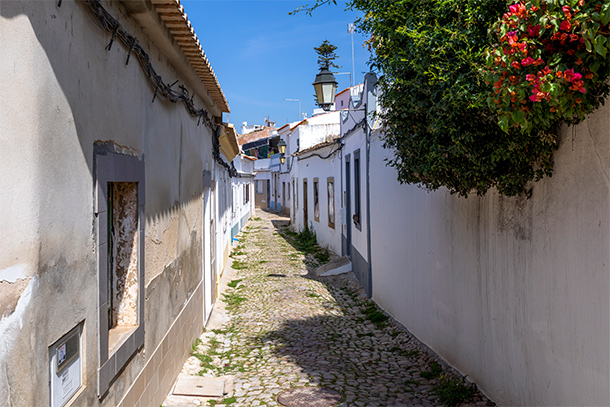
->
344;154;352;258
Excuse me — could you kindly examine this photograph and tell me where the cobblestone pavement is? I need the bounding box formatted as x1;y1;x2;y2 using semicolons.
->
165;209;495;407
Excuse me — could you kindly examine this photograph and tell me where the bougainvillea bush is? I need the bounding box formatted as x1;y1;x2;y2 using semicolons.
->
484;0;610;133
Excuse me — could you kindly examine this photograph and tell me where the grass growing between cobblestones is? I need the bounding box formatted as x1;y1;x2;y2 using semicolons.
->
173;211;492;407
278;225;331;266
222;291;247;311
433;375;475;407
421;362;443;380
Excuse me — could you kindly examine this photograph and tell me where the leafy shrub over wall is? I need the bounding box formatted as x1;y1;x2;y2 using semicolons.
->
352;0;562;197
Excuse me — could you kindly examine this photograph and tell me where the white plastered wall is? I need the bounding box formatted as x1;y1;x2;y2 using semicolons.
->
0;0;218;405
369;107;610;405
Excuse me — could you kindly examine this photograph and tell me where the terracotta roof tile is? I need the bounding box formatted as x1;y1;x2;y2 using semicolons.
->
150;0;229;113
238;127;275;145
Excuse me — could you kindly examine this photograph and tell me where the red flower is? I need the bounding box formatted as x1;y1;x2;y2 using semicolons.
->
527;24;541;37
511;61;521;69
521;57;534;66
564;68;577;81
560;20;572;31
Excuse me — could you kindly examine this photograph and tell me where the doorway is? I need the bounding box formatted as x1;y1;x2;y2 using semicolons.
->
344;155;352;258
303;179;308;227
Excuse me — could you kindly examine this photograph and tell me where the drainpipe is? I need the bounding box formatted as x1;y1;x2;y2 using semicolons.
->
365;108;373;298
364;73;376;299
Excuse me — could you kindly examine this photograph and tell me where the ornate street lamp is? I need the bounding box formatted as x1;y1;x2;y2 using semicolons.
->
278;139;286;155
278;138;287;164
312;65;338;111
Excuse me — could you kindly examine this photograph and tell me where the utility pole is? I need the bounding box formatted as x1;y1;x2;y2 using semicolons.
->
348;23;355;88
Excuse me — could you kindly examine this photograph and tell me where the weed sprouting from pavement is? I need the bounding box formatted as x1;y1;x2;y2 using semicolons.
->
315;247;330;264
420;362;443;379
362;302;389;327
227;279;243;288
433;375;475;407
231;260;248;270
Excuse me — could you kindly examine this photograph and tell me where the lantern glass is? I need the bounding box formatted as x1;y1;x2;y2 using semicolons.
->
278;139;286;155
280;155;286;165
313;66;338;111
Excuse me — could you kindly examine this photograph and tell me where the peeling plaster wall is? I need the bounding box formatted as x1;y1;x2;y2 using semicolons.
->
370;104;610;405
0;0;215;406
111;183;139;327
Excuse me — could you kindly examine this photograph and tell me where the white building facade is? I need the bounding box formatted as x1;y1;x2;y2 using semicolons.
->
0;1;237;406
295;72;610;406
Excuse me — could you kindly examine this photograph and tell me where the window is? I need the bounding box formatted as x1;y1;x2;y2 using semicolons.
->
354;149;361;230
107;182;139;331
295;178;299;209
313;178;320;222
257;180;264;194
95;152;145;396
327;177;335;229
287;180;291;200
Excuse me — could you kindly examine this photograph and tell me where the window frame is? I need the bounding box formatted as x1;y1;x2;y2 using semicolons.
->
353;149;362;231
313;178;320;222
95;152;145;397
327;177;335;229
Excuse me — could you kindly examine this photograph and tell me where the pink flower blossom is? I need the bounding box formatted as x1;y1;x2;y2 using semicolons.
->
521;57;534;66
564;68;576;81
527;25;541;37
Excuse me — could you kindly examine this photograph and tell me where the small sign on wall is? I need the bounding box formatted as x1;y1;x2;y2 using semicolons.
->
49;325;82;407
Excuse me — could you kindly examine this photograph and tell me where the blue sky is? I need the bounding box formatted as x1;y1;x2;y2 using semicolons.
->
181;0;370;130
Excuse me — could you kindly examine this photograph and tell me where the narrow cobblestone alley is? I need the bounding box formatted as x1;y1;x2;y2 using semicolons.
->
164;210;495;407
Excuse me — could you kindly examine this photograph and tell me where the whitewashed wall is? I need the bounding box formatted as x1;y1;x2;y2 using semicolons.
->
0;1;223;405
294;146;342;254
369;107;610;406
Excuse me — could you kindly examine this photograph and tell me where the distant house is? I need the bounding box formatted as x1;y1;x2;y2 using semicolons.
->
238;125;285;210
280;112;341;250
0;1;237;406
231;154;256;241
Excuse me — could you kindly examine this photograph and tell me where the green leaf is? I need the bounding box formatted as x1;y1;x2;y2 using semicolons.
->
590;61;601;73
602;4;610;26
499;115;510;133
512;110;525;125
594;37;607;57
